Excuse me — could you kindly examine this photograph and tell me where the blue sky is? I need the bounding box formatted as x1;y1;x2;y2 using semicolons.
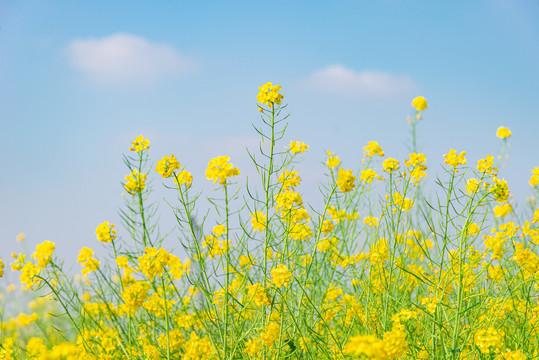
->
1;0;538;271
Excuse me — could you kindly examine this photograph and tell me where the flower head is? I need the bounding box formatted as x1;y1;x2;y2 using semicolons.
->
337;168;356;193
529;167;539;187
257;82;284;109
124;169;147;195
444;149;467;170
250;211;266;232
155;154;181;178
412;96;428;111
496;127;512;139
363;141;384;157
326;150;341;169
32;241;55;268
289;141;308;154
129;135;150;152
175;170;193;188
205;156;240;185
96;221;117;243
78;247;100;275
270;264;293;287
382;158;400;174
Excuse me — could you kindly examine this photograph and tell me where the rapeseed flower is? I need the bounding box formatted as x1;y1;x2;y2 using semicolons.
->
205;156;240;185
360;169;380;184
326;150;341;169
490;176;510;203
78;247;100;275
257;82;284;109
496;127;512;139
412;96;428;111
124;169;147;194
289;140;308;154
0;258;4;277
474;327;504;354
278;170;301;190
155;153;181;178
337;168;356;193
138;247;170;280
477;155;497;174
95;221;116;243
175;170;193;187
530;167;539;187
129;135;150;152
32;241;55;268
444;149;467;169
363;141;384;157
382;158;400;173
494;203;512;218
466;178;481;194
260;322;281;347
250;211;266;232
270;264;293;287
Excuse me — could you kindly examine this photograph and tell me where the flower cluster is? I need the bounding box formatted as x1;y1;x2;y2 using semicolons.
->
205;156;240;185
124;169;147;194
289;140;309;154
95;221;116;243
129;135;150;152
155;153;181;178
257;82;284;109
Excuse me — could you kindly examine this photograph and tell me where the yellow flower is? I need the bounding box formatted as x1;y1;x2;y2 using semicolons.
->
78;247;100;275
494;203;512;218
496;126;512;139
124;169;147;194
250;211;266;232
16;233;25;242
257;82;284;109
260;322;281;347
289;140;308;154
364;216;379;227
337;168;356;193
443;149;467;169
466;178;481;194
467;223;480;236
326;150;341;169
393;192;414;212
155;153;181;178
96;221;117;243
363;141;384;157
19;261;41;290
474;327;504;354
382;158;400;173
205;156;240;185
490;176;509;203
138;247;170;280
278;170;301;190
412;96;428;111
32;241;55;268
247;283;271;306
529;167;539;187
477;155;497;174
0;258;4;278
359;168;378;184
121;281;149;311
175;170;193;188
129;135;150;152
270;264;293;287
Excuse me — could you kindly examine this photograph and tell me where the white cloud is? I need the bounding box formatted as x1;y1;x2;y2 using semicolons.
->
67;33;196;85
303;65;417;98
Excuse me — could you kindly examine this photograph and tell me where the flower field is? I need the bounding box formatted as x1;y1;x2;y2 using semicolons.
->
1;83;539;359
